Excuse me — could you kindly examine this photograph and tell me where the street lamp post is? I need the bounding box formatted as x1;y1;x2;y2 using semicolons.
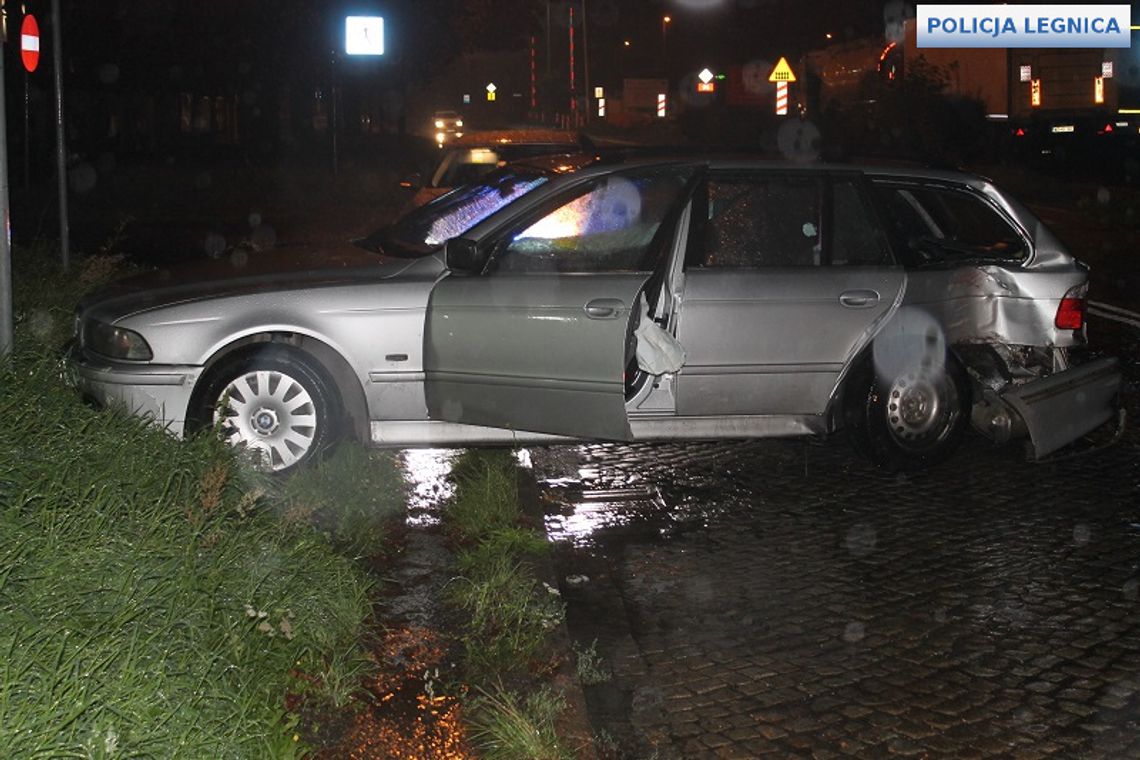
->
661;16;671;78
582;0;590;123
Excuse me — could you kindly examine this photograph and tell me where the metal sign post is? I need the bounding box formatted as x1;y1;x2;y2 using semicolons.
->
51;0;69;272
1;16;13;357
21;13;39;190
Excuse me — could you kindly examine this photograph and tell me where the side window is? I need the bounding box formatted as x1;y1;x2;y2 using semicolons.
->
699;175;822;267
871;182;1028;265
493;170;689;273
832;180;891;266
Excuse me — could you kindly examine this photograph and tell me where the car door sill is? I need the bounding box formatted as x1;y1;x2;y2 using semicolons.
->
370;414;826;447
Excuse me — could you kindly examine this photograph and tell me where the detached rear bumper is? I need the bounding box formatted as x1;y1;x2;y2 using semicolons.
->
999;356;1123;459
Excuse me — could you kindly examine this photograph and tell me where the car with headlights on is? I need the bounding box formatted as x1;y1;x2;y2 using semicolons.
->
431;110;464;146
69;154;1123;473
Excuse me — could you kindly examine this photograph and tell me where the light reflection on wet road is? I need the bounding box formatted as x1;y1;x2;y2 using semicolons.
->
400;449;458;527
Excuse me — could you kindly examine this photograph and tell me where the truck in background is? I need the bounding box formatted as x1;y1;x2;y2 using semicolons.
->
800;18;1140;175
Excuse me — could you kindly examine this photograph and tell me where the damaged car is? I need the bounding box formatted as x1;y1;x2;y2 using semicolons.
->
69;155;1123;473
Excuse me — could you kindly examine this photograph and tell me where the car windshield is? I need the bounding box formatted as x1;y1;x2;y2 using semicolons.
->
365;167;549;257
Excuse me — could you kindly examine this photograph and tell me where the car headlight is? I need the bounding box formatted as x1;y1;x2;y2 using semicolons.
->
436;131;446;144
455;119;463;128
83;320;153;360
434;119;445;128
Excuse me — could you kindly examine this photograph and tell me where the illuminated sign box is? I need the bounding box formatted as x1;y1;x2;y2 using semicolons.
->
345;16;384;56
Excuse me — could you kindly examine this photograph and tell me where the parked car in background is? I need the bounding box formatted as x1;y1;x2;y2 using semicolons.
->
70;154;1122;473
401;129;581;210
431;110;464;145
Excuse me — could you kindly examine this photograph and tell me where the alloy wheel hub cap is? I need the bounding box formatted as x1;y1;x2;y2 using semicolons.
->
251;407;280;436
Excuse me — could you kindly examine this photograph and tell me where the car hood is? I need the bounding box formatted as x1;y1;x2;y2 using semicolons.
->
81;244;446;323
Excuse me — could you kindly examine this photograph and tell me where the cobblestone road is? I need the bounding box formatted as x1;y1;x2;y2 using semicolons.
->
532;316;1140;758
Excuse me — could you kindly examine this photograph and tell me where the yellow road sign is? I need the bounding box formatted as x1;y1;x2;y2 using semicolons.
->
768;57;796;83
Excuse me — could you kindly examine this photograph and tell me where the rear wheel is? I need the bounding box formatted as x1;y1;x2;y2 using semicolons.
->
188;347;340;473
846;353;971;471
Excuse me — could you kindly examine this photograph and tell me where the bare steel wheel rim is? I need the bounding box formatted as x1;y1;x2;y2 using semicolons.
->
214;369;318;471
885;369;956;447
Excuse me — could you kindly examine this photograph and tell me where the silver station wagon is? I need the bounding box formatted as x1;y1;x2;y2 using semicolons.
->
70;155;1122;473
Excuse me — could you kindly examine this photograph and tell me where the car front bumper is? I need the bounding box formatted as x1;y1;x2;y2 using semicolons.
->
68;344;201;438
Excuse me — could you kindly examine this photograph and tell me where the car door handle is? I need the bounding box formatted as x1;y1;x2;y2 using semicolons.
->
584;298;625;319
839;290;881;308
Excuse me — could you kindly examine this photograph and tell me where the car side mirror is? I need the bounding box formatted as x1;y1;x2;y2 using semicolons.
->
444;237;488;274
398;172;422;190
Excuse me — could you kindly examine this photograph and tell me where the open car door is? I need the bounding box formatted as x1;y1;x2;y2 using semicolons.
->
424;166;696;440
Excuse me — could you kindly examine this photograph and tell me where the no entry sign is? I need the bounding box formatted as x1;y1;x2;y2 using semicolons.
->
21;15;41;73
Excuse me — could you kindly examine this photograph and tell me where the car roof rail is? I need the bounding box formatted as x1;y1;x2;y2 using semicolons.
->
581;143;782;165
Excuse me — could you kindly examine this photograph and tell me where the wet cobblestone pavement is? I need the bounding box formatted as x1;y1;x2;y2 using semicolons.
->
533;317;1140;758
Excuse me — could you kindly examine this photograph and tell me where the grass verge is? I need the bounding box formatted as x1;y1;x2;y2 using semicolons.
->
442;450;579;759
1;248;383;756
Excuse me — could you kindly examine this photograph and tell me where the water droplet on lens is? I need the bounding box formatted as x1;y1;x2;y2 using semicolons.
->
845;524;877;557
204;232;226;258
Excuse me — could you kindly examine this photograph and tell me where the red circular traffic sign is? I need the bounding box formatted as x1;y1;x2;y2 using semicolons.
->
21;15;40;73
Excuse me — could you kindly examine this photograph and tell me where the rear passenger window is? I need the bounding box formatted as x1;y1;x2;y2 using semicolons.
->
872;182;1028;265
692;174;892;268
700;176;823;267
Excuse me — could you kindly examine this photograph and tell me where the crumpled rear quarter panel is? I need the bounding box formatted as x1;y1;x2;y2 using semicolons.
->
902;264;1086;348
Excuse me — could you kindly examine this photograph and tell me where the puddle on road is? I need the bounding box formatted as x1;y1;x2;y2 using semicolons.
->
536;443;746;548
400;449;459;527
543;482;671;547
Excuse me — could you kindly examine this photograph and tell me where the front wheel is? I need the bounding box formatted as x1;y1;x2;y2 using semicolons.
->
845;354;971;472
188;347;340;473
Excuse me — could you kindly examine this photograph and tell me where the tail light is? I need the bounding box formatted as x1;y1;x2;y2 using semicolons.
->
1054;284;1087;331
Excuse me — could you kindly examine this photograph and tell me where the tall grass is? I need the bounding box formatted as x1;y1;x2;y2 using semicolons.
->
468;685;574;760
444;451;561;678
441;450;576;757
0;249;378;756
